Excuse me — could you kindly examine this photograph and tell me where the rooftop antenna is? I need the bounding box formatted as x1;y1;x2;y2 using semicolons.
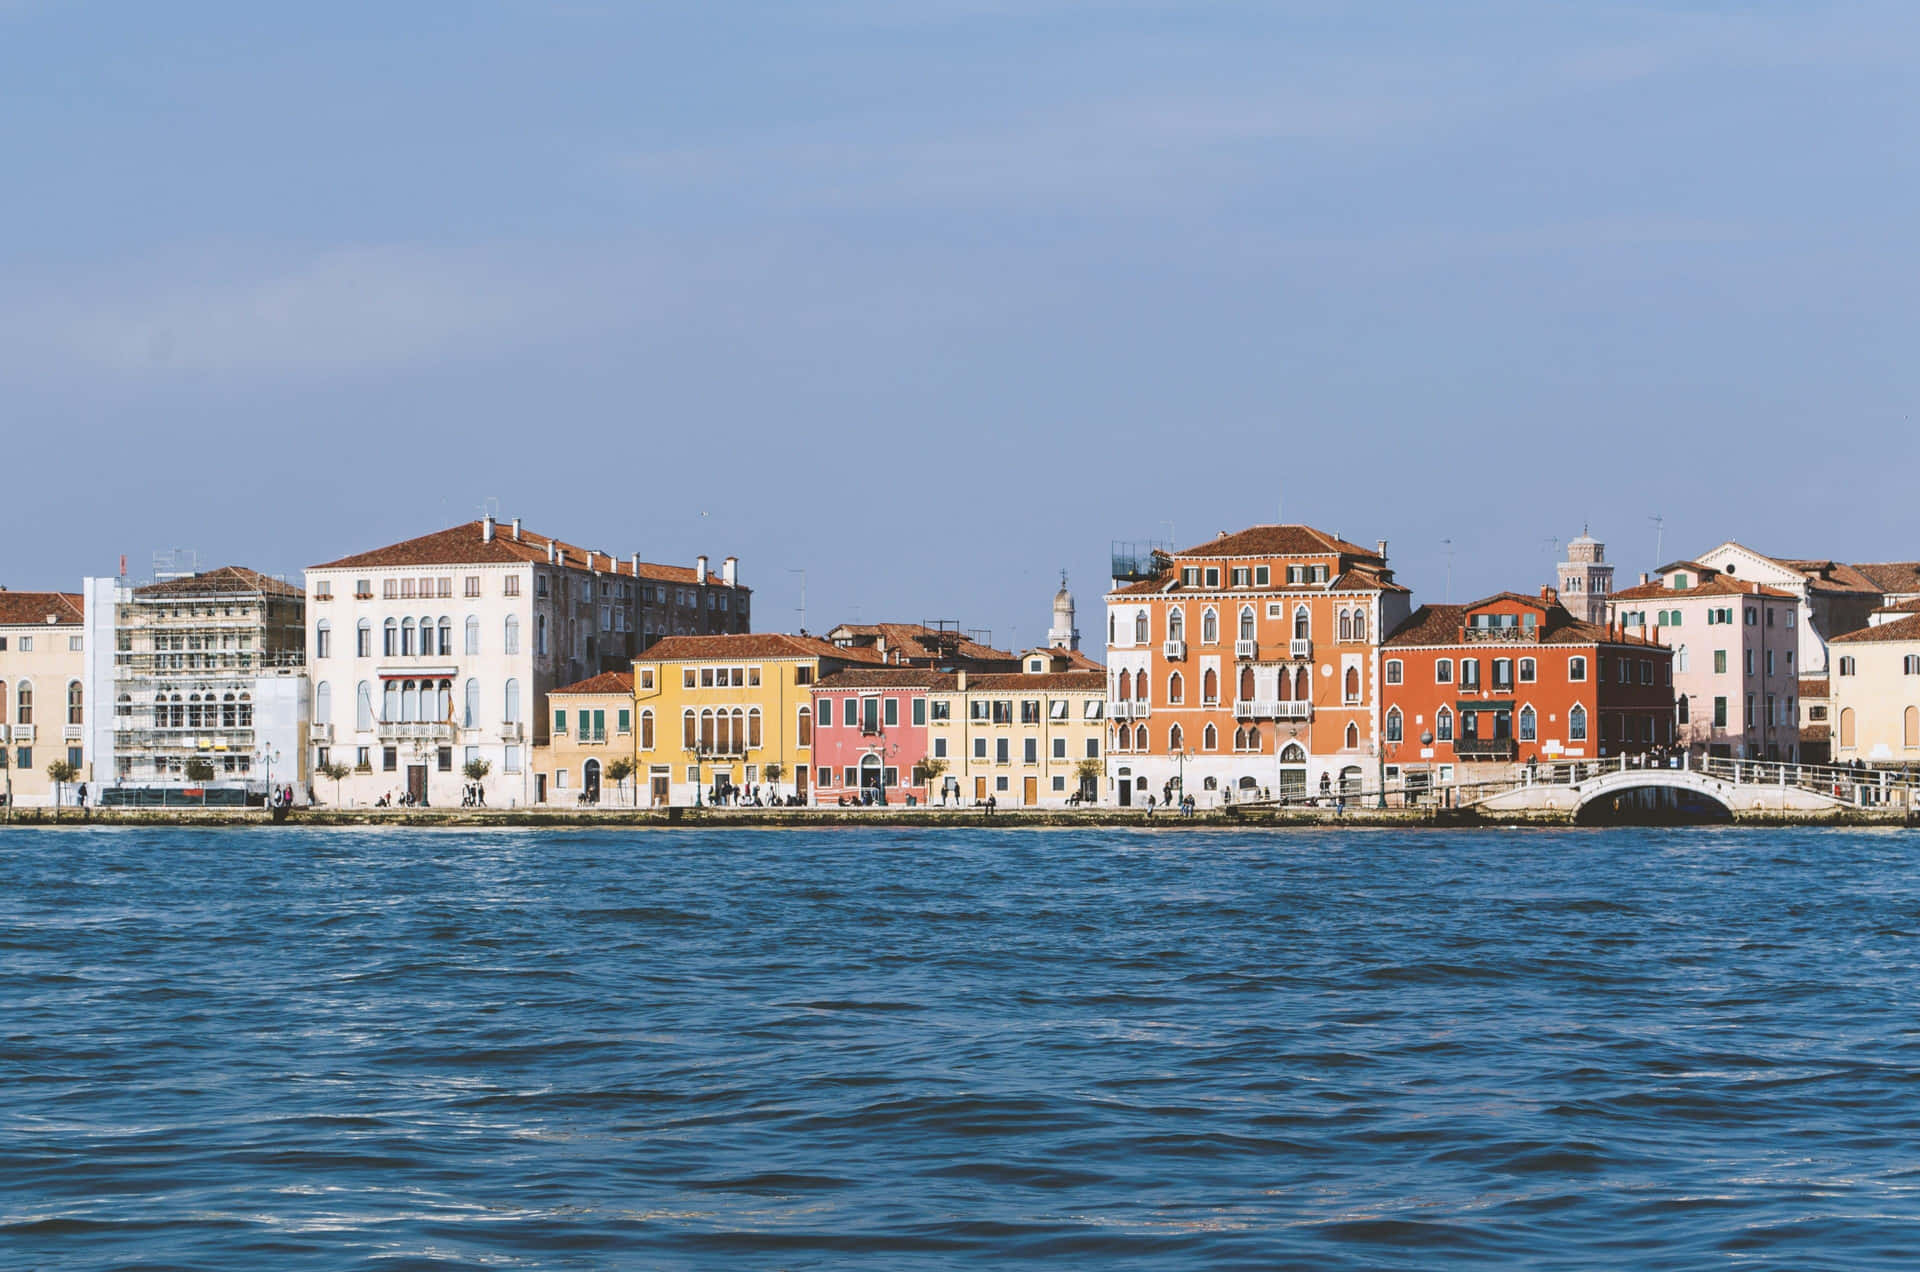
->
787;568;807;634
478;496;501;522
1649;513;1665;571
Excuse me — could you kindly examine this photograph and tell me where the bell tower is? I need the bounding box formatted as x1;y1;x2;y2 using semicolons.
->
1049;571;1079;650
1557;527;1613;625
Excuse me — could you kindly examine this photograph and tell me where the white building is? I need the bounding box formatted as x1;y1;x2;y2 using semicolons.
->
304;517;748;808
82;567;309;805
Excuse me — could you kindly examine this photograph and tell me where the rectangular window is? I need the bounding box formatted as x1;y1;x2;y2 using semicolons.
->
1745;650;1754;676
1766;650;1775;676
18;637;29;652
844;697;857;726
970;700;990;722
1181;567;1200;587
1254;566;1270;587
884;698;899;727
1050;699;1070;720
1020;700;1040;724
1053;775;1066;792
844;767;858;788
592;710;606;741
1713;696;1728;728
931;700;951;721
993;700;1013;724
933;737;948;758
1460;659;1480;689
555;709;568;734
504;576;521;597
795;665;814;685
1086;737;1099;758
973;737;987;759
912;698;926;726
1024;738;1039;764
618;709;631;734
1231;567;1251;587
1204;567;1221;587
1435;659;1453;684
1715;649;1728;674
437;747;453;772
1568;657;1586;682
382;747;398;771
1052;737;1066;759
996;738;1010;764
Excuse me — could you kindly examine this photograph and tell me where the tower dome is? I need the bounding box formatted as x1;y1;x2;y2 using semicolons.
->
1048;571;1079;651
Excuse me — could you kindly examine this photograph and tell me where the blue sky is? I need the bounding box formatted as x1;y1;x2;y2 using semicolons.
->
4;1;1915;647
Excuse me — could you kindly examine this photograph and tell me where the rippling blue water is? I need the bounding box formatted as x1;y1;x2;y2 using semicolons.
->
5;826;1920;1270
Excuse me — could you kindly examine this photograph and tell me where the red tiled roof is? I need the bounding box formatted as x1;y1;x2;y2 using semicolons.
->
814;669;951;691
310;520;747;589
134;566;302;600
1832;614;1920;644
1384;604;1468;647
1022;646;1106;672
1176;524;1377;559
1799;677;1830;698
0;591;83;626
824;622;1017;666
1608;576;1794;602
1852;562;1920;595
1777;559;1883;595
957;671;1107;693
638;633;882;663
1106;564;1407;597
1386;602;1665;650
550;671;634;696
1872;598;1920;615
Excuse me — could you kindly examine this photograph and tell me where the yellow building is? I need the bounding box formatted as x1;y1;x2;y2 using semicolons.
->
0;591;89;808
632;634;879;806
533;671;637;806
1830;615;1920;765
926;651;1107;807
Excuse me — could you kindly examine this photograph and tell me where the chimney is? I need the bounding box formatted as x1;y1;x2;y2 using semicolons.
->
1377;539;1388;559
586;550;596;573
631;553;640;577
957;669;968;692
696;555;709;584
556;547;567;569
546;540;555;564
512;517;522;541
482;516;495;543
722;556;737;586
1540;585;1558;604
1640;572;1650;585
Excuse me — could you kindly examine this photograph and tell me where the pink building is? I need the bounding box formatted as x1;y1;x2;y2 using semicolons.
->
811;669;937;804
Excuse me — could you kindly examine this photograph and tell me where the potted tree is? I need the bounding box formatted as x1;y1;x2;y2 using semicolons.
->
605;757;635;807
45;758;78;821
920;756;949;805
1073;757;1104;807
317;760;352;808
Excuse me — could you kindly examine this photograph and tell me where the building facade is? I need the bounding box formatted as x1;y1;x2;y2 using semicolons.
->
1829;615;1920;766
925;656;1107;807
533;671;636;806
82;567;308;803
1104;524;1412;807
1690;543;1878;677
1608;561;1801;760
1382;590;1674;793
304;518;748;808
0;591;88;806
632;633;877;806
811;669;938;804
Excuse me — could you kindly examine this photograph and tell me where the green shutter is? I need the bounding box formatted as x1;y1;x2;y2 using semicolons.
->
593;709;605;740
555;708;566;732
618;708;631;734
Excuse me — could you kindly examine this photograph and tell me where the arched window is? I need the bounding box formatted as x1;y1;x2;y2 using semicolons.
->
402;681;419;723
383;618;398;657
1344;666;1360;703
1838;707;1855;749
1168;609;1184;641
1233;725;1245;751
383;680;401;723
357;619;372;658
1353;610;1367;642
315;619;331;659
1280;742;1305;764
1519;705;1537;741
796;706;812;746
1293;606;1309;640
67;680;83;725
1245;724;1260;751
748;708;763;748
400;618;415;657
1202;668;1218;704
1569;704;1588;741
1436;706;1453;742
1239;665;1255;702
683;709;696;749
1239;606;1255;640
1167;671;1183;703
1906;706;1918;748
641;709;656;750
1338;609;1352;642
1294;666;1308;700
315;682;331;726
1134;723;1147;751
1344;722;1359;749
356;682;374;731
504;615;521;655
1277;666;1292;700
1201;608;1219;644
1109;614;1116;645
464;615;481;655
1202;723;1217;751
1134;669;1147;701
222;692;238;728
434;619;449;656
503;678;521;724
463;678;480;728
1112;726;1127;752
437;680;453;723
1385;707;1402;742
1677;646;1689;673
1133;611;1148;644
1168;723;1183;751
1116;671;1132;700
1518;657;1536;683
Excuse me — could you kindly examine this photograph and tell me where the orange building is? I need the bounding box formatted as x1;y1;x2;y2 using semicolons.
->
1104;525;1411;805
1381;590;1675;795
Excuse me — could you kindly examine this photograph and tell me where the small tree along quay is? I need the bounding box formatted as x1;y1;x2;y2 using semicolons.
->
45;759;79;819
605;758;636;807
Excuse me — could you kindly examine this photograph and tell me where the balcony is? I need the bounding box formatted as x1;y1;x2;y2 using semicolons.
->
377;721;456;742
9;724;34;744
1275;701;1312;721
499;721;524;741
63;724;85;743
1234;639;1258;660
1290;638;1312;659
1454;737;1518;760
310;723;333;743
1461;627;1531;643
1163;639;1186;661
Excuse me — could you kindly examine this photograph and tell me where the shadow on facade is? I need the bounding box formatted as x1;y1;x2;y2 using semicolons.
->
1574;784;1734;826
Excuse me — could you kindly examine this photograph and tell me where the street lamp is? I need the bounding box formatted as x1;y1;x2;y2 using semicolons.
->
254;743;280;803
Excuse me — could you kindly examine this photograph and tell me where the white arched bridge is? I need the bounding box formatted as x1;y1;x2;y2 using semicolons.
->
1467;756;1918;822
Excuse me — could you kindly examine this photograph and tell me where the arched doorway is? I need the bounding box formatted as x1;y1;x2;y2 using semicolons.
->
1278;743;1307;800
583;758;602;804
1339;765;1363;796
860;754;883;797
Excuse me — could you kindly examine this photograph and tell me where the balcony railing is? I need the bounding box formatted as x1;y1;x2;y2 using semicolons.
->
1275;701;1312;720
1235;639;1258;660
377;721;456;742
1454;737;1518;760
63;724;85;742
1290;638;1312;659
9;724;34;744
310;723;333;743
1163;639;1186;660
1109;700;1150;720
1461;627;1532;643
499;721;524;741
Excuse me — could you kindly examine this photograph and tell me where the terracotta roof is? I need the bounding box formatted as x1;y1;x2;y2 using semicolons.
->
310;520;748;589
1801;724;1832;742
1022;646;1106;672
823;622;1018;667
1776;559;1882;595
1608;576;1794;602
1110;570;1177;596
638;633;882;663
1832;614;1920;644
134;566;302;599
1385;602;1665;650
1106;564;1407;597
0;591;84;627
1384;604;1468;647
1855;563;1920;595
1176;524;1377;559
1464;591;1553;612
814;669;951;691
550;671;634;697
1799;678;1830;698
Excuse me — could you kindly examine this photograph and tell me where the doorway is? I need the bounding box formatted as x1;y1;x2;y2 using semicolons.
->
536;773;547;803
583;758;601;804
1117;779;1132;807
974;775;988;802
407;763;427;805
650;767;669;807
1023;775;1037;805
795;765;808;802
